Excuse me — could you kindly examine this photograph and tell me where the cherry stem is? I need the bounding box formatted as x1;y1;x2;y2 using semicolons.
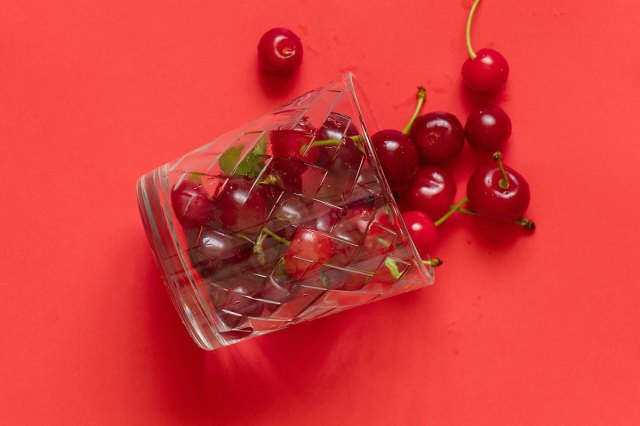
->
402;86;427;134
435;198;469;227
457;206;480;216
384;257;402;279
377;237;391;248
186;171;210;184
261;228;290;246
422;258;443;267
493;152;510;190
466;0;482;60
515;217;536;231
259;174;279;185
300;135;364;155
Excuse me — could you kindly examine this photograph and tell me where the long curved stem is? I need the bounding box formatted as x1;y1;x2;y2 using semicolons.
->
435;198;469;227
402;86;427;134
466;0;482;60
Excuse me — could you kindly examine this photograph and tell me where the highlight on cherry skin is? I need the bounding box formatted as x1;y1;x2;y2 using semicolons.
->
404;166;457;220
402;210;438;258
257;27;303;74
171;175;214;227
466;152;535;230
462;0;509;94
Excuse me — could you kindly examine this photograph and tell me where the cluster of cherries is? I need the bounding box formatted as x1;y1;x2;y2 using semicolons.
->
256;0;535;270
171;113;400;336
370;0;534;260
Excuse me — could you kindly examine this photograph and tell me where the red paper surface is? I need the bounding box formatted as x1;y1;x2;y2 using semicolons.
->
2;1;640;424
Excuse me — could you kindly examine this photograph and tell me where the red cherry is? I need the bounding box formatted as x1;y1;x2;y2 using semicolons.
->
463;2;508;94
371;129;418;184
269;128;318;167
189;227;252;264
466;153;531;223
257;275;292;303
401;210;438;258
283;228;335;280
315;112;360;168
462;48;509;94
212;177;267;233
187;245;218;279
171;177;213;227
404;166;457;220
410;112;465;164
257;28;303;74
465;105;512;152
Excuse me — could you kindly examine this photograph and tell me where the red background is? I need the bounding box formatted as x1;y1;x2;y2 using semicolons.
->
2;0;640;424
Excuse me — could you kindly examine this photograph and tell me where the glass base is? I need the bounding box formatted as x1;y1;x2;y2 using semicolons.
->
137;168;222;350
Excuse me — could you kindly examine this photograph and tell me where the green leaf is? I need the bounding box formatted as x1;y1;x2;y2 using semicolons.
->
235;136;267;179
252;135;267;157
218;136;268;179
218;145;244;176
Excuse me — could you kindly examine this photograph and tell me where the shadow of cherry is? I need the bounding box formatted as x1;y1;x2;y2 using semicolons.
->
256;63;301;100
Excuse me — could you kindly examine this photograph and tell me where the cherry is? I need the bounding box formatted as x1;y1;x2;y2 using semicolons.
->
465;105;512;152
257;28;303;74
268;195;315;238
462;49;509;95
190;227;252;264
332;206;373;245
466;152;533;227
314;204;344;233
283;228;335;280
319;265;366;291
462;1;509;94
409;112;465;164
187;245;218;279
257;275;292;303
401;210;438;258
216;275;265;328
269;128;318;170
371;129;418;184
263;158;303;195
370;87;426;185
315;113;359;168
242;232;288;275
171;175;213;227
212;176;267;233
404;166;457;220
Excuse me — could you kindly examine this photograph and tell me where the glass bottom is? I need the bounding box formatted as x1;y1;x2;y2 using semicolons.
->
137;167;222;350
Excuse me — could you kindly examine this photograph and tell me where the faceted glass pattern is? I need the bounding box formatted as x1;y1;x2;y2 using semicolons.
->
137;73;434;350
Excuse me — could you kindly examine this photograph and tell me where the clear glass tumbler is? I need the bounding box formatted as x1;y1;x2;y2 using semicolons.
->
137;73;434;350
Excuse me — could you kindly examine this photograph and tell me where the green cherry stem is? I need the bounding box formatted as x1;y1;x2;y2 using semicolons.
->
458;206;480;216
259;174;279;185
466;0;482;60
384;257;402;279
423;258;443;267
299;135;364;155
493;151;510;190
402;86;427;134
515;217;536;231
434;198;470;227
262;228;290;246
